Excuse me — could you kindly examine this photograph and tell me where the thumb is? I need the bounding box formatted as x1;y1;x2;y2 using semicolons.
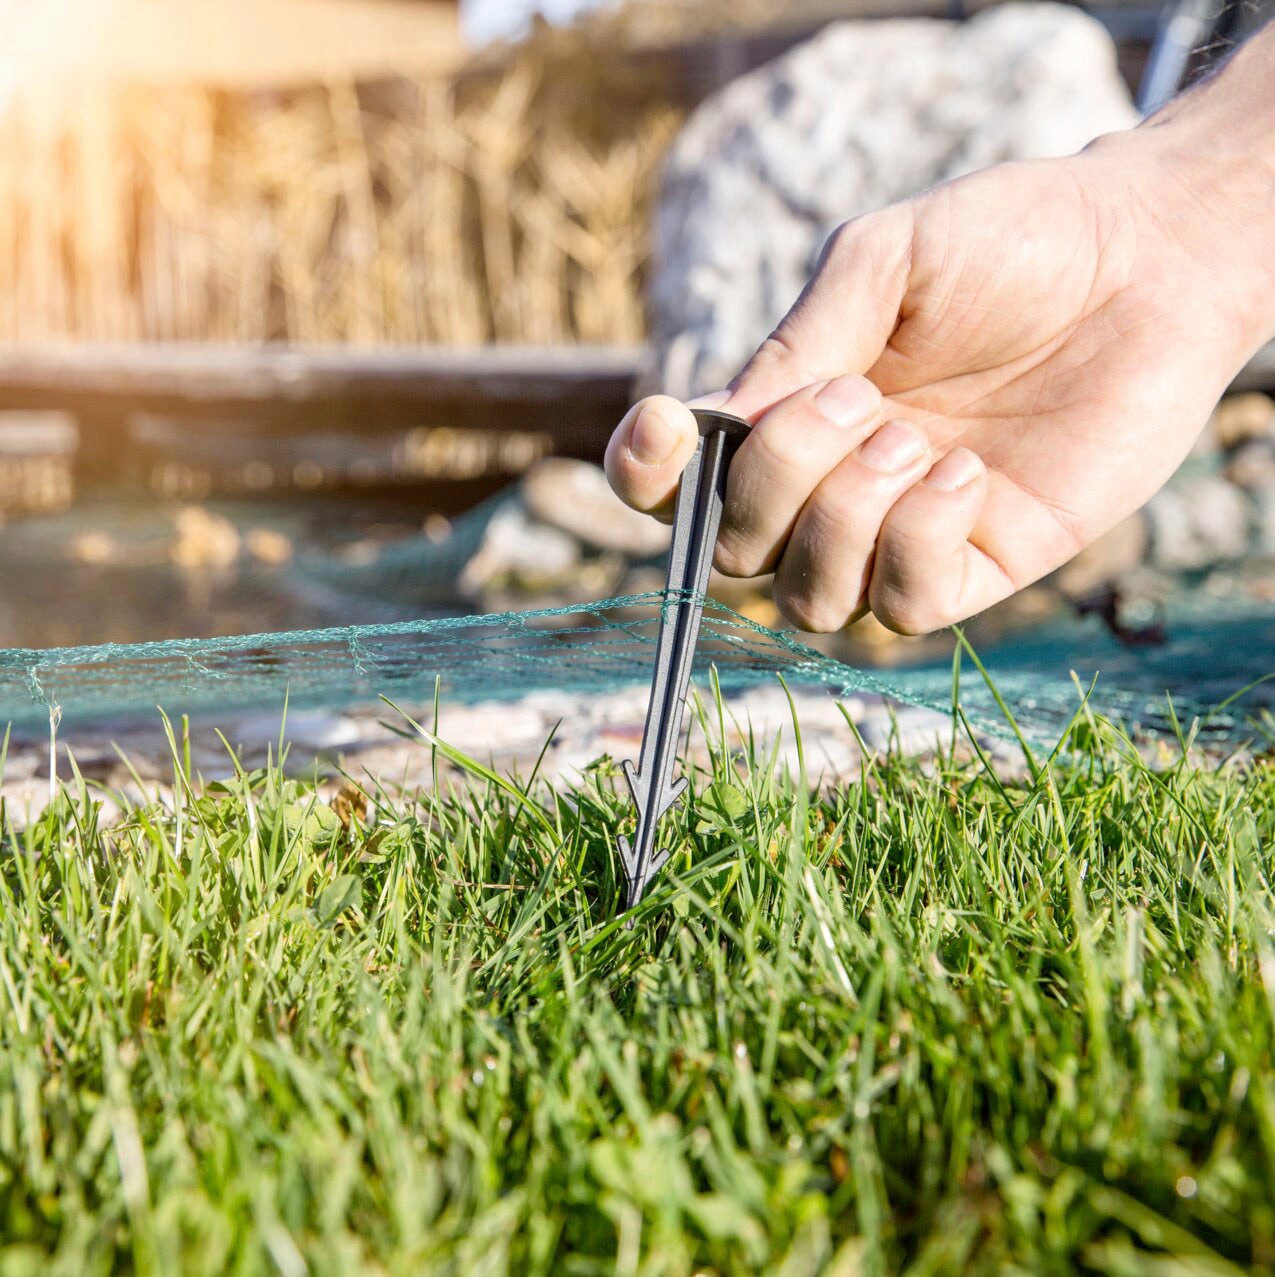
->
722;204;915;422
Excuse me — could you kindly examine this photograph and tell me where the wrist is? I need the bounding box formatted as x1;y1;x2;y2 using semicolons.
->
1126;25;1275;354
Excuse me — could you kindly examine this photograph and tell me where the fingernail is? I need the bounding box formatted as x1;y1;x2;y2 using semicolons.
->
686;390;731;410
813;375;879;428
924;449;984;491
859;419;926;473
628;407;680;466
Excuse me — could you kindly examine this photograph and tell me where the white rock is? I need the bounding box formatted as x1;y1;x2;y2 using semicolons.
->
855;705;952;756
1145;475;1252;571
726;684;871;739
457;504;580;599
283;713;365;752
649;3;1139;397
522;459;671;557
431;700;557;756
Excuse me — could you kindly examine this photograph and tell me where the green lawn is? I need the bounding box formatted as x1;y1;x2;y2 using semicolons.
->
1;696;1273;1275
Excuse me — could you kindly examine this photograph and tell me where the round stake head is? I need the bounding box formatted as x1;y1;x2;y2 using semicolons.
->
691;408;752;443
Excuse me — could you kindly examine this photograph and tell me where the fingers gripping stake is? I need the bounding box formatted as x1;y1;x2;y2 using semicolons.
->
618;408;751;914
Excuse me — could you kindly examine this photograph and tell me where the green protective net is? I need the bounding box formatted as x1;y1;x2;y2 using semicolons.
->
2;592;906;730
3;586;1273;747
2;490;1274;745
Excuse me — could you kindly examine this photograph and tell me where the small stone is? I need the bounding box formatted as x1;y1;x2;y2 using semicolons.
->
286;714;364;752
1053;514;1148;596
522;459;670;557
1239;556;1275;602
1213;392;1275;450
1248;487;1275;556
730;684;868;739
1224;437;1275;490
245;527;293;565
1145;475;1252;570
423;514;452;543
457;504;580;600
170;506;240;569
71;530;118;565
0;410;76;456
855;705;951;756
1072;585;1167;646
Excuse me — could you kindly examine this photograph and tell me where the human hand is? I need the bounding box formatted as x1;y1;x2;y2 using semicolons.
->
607;70;1275;634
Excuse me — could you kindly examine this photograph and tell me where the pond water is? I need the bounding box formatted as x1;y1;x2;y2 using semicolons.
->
2;491;1273;738
0;495;475;649
958;597;1275;740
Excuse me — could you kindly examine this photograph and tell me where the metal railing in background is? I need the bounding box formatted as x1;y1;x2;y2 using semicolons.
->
1138;0;1275;113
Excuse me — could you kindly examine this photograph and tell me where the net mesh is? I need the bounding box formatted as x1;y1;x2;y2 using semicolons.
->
6;593;889;729
2;479;1273;744
4;587;1272;747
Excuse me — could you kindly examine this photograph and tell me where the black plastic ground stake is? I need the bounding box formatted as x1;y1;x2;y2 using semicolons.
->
618;407;752;917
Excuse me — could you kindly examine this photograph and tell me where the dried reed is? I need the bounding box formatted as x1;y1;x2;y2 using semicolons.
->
0;11;687;347
0;0;1010;346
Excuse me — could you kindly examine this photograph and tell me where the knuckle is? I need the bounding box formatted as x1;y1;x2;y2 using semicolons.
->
713;528;762;579
820;218;864;267
745;418;814;476
748;328;804;374
819;210;893;270
869;582;943;637
800;487;864;546
774;580;842;634
818;206;914;294
873;521;929;572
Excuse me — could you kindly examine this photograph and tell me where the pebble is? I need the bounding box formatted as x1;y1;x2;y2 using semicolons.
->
1053;514;1148;596
170;506;241;569
1145;476;1251;571
855;705;953;757
1213;392;1275;450
522;459;671;557
457;504;580;600
1248;487;1275;558
1224;437;1275;490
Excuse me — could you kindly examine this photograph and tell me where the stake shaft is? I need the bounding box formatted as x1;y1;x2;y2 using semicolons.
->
618;409;751;913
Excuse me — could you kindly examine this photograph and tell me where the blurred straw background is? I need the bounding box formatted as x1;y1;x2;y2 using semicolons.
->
0;0;702;347
0;0;1150;348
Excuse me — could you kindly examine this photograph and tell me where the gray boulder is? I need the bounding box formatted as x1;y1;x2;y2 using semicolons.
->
1144;475;1252;571
457;504;580;601
649;3;1139;398
521;458;671;557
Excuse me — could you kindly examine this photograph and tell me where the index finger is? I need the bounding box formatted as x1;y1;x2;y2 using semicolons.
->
720;206;914;421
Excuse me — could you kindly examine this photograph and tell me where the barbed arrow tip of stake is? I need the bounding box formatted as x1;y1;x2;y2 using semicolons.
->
617;407;751;920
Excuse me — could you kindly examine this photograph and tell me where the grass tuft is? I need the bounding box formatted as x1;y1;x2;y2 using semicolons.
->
0;693;1273;1275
